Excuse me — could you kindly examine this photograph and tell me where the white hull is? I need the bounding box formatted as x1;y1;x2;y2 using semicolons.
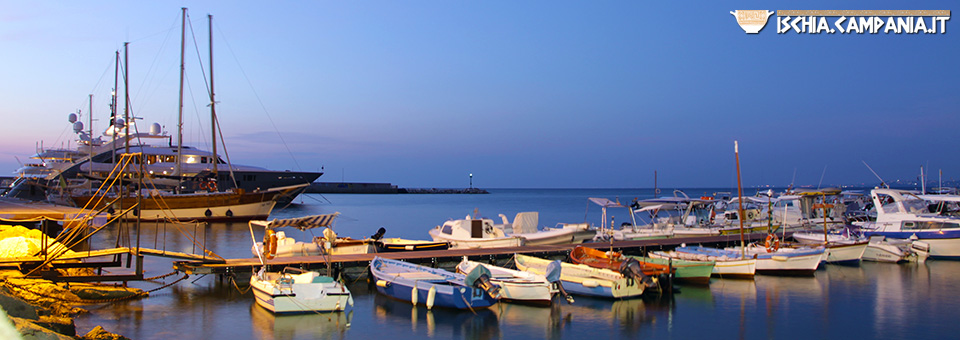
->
249;270;353;314
429;229;524;249
820;242;867;264
862;237;911;263
755;252;822;274
457;259;554;305
517;224;594;246
138;200;275;222
712;259;757;278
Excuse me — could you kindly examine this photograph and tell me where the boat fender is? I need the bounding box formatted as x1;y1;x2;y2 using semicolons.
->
765;234;781;252
204;209;213;217
411;286;419;306
376;280;390;288
582;280;600;288
771;255;789;262
426;286;436;310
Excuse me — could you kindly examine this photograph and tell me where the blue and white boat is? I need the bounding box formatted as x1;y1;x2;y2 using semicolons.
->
860;188;960;260
370;257;500;310
514;254;648;299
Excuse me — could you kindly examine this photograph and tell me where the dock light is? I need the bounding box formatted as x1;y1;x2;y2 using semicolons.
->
469;173;473;189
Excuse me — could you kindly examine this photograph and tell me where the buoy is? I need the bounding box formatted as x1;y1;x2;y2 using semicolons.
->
411;286;419;306
426;286;436;310
376;280;390;288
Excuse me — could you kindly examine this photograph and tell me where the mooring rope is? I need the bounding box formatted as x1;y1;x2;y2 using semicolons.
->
0;272;188;305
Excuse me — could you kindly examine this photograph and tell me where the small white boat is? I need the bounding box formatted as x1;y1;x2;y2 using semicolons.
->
860;189;960;259
659;246;756;279
247;215;353;314
428;214;525;249
456;257;571;305
731;241;824;276
249;267;353;314
498;212;594;245
589;198;673;242
862;235;914;263
514;254;649;299
792;229;867;265
370;257;500;310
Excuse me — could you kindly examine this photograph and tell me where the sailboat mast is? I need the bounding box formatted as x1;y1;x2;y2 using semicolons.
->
123;42;130;155
176;7;186;192
88;94;93;163
209;14;218;180
112;50;119;165
734;141;746;256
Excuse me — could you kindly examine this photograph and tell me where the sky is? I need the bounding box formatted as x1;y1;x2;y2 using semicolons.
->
1;1;958;189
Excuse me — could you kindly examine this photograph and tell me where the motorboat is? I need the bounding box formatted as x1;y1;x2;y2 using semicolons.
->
370;257;500;310
251;212;376;258
456;257;571;306
859;188;960;259
496;212;594;245
428;213;525;249
246;214;353;314
514;254;648;299
654;246;756;279
589;198;673;241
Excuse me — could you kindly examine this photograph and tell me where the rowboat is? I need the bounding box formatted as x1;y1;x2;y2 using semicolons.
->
370;257;500;310
376;238;450;252
250;213;376;258
514;254;648;299
569;245;672;279
660;246;757;279
456;257;570;306
628;255;715;284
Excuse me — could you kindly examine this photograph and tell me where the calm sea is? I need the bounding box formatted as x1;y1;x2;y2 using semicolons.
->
72;189;960;340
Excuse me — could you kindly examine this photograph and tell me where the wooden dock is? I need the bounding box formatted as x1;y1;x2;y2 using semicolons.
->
172;233;774;279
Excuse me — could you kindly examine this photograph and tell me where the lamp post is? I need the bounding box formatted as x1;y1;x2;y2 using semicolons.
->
469;173;473;189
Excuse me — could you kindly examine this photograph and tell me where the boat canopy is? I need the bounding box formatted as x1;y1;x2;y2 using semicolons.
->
252;212;341;230
589;197;625;208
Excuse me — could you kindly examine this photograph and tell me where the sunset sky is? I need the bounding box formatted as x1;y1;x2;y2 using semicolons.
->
2;1;957;188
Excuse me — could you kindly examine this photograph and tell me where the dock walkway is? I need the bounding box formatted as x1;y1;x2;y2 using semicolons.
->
173;233;774;279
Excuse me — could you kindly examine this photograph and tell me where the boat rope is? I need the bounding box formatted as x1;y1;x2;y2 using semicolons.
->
227;274;252;295
458;294;478;315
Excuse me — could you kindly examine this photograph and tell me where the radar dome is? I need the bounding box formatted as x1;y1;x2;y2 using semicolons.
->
115;118;125;127
73;121;84;133
150;123;162;135
68;113;78;123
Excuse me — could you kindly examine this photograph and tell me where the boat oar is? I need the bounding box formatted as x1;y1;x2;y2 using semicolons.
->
546;260;574;304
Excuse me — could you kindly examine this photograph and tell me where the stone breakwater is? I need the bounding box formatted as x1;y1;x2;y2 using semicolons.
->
0;224;140;339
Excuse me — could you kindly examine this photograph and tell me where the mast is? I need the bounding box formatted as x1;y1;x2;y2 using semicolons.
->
111;50;119;165
734;141;746;257
176;7;186;192
209;14;218;182
124;42;130;156
88;94;93;163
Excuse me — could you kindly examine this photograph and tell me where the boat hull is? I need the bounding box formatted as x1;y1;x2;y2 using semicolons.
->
514;254;645;299
249;272;353;314
820;242;867;265
457;260;553;305
633;256;714;284
370;257;498;310
753;249;823;276
864;231;960;259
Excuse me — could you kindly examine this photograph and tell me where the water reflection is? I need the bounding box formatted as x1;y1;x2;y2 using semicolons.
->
249;303;352;340
372;294;500;339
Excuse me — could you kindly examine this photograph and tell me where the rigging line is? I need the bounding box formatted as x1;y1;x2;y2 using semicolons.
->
131;13;180;111
186;15;212;98
215;24;303;171
78;56;117;111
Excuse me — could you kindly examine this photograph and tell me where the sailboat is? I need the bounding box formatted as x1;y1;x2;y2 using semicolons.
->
68;9;296;222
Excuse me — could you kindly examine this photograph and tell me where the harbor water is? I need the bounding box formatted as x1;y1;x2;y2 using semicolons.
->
73;189;960;339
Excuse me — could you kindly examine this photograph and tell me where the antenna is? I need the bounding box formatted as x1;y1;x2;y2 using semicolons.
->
817;165;827;190
862;160;888;188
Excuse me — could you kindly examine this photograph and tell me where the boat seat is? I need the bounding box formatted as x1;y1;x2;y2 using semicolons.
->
312;276;335;283
392;272;447;281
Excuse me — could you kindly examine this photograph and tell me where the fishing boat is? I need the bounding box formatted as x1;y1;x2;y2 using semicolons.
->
428;213;525;249
514;254;649;299
791;228;868;265
569;245;672;278
627;254;715;284
370;257;500;310
456;257;571;306
654;246;756;279
247;214;353;314
590;198;674;241
497;212;594;246
730;240;824;276
251;212;376;257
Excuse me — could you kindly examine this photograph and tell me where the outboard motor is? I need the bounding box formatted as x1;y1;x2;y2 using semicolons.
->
370;227;387;241
619;258;658;289
465;265;501;299
546;260;574;304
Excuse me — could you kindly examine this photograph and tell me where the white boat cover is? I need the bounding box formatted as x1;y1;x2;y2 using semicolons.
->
589;197;625;208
